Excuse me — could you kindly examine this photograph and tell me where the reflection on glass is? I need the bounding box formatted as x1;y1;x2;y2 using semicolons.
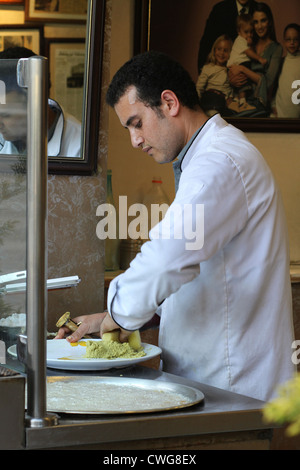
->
47;96;82;157
0;53;82;159
0;60;27;155
0;163;27;372
0;88;27;154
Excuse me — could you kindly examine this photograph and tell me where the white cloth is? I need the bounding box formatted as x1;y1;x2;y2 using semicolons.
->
227;35;249;67
107;114;295;402
275;51;300;118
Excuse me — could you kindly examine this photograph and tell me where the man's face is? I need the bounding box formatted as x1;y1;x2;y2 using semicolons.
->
114;86;185;164
0;91;27;142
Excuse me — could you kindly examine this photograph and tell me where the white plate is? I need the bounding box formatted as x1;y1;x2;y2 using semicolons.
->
47;339;162;370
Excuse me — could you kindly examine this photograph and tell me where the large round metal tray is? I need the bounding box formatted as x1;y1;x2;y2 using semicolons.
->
45;376;205;414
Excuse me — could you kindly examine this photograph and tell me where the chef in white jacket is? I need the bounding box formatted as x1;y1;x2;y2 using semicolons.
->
58;51;295;402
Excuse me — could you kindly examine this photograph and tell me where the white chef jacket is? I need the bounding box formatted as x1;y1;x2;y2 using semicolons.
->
107;113;295;402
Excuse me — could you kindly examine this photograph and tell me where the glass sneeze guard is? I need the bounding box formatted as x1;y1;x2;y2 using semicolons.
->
0;56;58;427
0;59;28;370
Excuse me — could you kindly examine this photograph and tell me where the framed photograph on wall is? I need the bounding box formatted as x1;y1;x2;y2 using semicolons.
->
0;25;41;54
25;0;87;23
134;0;300;133
45;38;86;122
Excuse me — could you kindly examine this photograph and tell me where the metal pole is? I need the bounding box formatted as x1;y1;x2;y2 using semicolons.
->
17;56;57;427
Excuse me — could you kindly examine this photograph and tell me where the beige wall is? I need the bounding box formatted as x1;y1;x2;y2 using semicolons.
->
108;0;300;262
247;133;300;262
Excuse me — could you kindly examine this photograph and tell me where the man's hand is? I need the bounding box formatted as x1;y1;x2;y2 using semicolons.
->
55;311;132;343
55;312;107;342
100;312;132;343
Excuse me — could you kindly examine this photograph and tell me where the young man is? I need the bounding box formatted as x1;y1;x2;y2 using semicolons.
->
57;51;295;402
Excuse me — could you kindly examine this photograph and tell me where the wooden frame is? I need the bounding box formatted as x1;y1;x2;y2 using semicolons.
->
0;0;105;175
48;0;105;175
134;0;300;133
0;1;24;4
0;24;41;54
25;0;87;23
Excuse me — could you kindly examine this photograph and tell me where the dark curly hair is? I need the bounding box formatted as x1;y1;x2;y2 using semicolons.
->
106;51;200;110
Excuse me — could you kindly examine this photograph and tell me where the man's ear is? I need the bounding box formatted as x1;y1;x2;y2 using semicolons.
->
160;89;180;116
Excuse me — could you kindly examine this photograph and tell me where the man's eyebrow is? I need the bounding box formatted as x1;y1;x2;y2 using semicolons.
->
125;115;138;127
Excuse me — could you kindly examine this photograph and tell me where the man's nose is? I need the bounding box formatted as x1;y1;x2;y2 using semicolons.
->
130;130;143;148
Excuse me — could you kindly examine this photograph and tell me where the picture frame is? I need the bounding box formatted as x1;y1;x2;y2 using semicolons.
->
0;0;105;176
44;38;86;124
0;24;41;54
25;0;87;23
47;0;105;175
0;1;24;4
134;0;300;133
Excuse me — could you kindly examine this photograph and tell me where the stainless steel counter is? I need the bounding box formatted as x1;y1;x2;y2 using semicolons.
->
23;365;270;450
